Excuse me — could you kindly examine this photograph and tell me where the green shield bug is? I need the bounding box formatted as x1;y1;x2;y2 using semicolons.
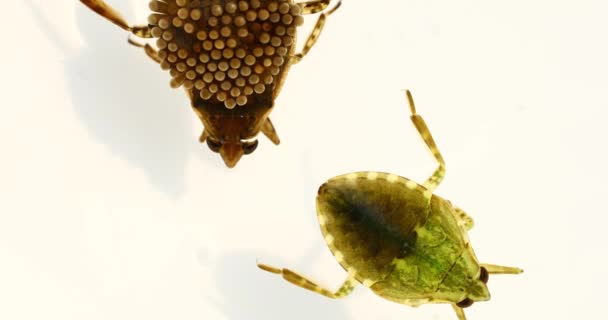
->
79;0;341;167
258;91;522;320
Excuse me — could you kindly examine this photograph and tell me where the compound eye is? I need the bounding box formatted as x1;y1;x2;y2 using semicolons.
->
456;298;474;309
242;139;258;155
479;266;489;284
206;139;222;153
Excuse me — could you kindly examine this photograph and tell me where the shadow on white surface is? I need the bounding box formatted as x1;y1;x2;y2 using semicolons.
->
206;249;353;320
25;1;223;197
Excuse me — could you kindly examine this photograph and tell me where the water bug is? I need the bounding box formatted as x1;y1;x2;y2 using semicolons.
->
79;0;341;167
258;90;523;320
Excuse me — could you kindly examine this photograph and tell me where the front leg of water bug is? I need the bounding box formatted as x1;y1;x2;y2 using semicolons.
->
79;0;342;167
406;90;446;191
258;90;523;320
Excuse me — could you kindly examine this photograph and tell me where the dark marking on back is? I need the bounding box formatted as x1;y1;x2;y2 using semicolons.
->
317;176;430;281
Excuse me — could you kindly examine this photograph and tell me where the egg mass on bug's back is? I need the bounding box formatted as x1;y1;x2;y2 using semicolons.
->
148;0;304;109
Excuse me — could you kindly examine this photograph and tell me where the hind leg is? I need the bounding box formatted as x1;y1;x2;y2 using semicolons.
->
80;0;151;37
257;261;357;299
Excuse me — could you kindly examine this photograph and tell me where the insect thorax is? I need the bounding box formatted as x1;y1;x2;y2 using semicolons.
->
148;0;303;109
370;195;487;304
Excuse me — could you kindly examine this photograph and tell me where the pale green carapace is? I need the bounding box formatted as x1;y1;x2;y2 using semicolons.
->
258;91;522;320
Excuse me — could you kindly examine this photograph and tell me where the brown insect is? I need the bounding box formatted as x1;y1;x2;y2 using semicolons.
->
79;0;341;167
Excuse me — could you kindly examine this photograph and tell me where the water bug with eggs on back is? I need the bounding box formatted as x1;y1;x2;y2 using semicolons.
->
79;0;341;167
258;90;523;320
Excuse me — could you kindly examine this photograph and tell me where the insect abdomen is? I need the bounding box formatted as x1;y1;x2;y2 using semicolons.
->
316;172;431;285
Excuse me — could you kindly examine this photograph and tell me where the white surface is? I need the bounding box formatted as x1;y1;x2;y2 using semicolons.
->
1;1;606;319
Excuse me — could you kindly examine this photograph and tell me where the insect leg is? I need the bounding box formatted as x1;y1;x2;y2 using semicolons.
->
261;118;281;145
257;262;357;299
291;0;342;64
480;264;523;274
297;0;331;14
128;37;162;64
199;130;209;143
451;304;468;320
453;207;475;231
79;0;152;38
406;90;446;192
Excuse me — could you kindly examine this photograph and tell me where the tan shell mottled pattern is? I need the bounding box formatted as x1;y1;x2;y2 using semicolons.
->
148;0;304;109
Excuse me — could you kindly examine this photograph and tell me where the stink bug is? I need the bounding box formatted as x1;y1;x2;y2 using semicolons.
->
79;0;341;167
258;91;523;320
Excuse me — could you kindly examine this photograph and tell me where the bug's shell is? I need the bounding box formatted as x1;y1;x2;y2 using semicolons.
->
316;172;490;306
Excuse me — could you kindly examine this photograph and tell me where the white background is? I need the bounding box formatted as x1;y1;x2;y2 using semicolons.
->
1;1;606;319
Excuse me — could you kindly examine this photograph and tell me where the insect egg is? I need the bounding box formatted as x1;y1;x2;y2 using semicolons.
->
145;0;301;108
